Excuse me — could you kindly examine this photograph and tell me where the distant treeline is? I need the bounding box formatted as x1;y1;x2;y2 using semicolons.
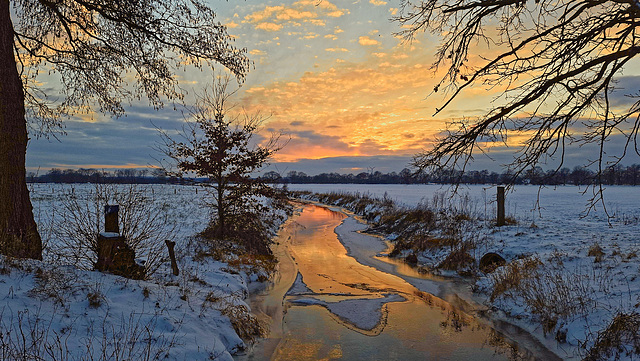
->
27;168;182;184
265;165;640;185
28;164;640;185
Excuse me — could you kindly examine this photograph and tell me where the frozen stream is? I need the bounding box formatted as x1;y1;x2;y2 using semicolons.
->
237;204;553;361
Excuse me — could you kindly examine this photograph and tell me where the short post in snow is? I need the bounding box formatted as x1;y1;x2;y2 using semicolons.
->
96;204;145;279
497;186;505;227
165;240;179;276
104;204;119;233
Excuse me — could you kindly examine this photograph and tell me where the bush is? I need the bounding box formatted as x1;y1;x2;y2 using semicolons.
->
200;194;289;256
50;184;176;276
489;256;599;337
584;312;640;361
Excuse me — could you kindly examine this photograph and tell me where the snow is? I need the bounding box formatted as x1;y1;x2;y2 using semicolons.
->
292;183;640;360
286;272;314;295
286;271;405;331
14;182;640;359
99;232;120;238
1;183;262;360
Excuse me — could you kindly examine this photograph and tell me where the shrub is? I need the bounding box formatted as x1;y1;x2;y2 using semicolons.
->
50;184;176;276
489;257;599;336
584;312;640;361
220;304;265;343
200;188;290;257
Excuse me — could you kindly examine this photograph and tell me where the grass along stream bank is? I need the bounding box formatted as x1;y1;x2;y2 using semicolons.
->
292;189;640;361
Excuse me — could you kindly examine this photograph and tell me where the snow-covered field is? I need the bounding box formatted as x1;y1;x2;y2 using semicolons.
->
0;183;258;360
290;183;640;360
7;183;640;360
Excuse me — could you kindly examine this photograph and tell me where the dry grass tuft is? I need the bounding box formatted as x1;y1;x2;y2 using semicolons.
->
584;312;640;361
489;256;600;337
220;304;266;343
29;267;78;306
489;256;543;302
437;248;475;272
587;243;605;263
87;291;104;308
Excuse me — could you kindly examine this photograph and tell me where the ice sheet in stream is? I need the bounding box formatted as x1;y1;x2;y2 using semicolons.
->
287;271;406;330
286;272;313;295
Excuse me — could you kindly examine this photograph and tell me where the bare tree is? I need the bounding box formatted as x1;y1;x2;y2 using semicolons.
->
1;0;249;259
397;0;640;208
159;76;284;255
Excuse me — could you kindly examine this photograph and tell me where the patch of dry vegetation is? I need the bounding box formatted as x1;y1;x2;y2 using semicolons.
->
191;236;277;282
587;243;605;263
584;312;640;361
489;255;601;340
220;304;266;342
294;190;489;275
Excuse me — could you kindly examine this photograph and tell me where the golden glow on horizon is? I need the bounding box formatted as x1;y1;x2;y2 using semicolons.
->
221;0;534;164
239;44;457;162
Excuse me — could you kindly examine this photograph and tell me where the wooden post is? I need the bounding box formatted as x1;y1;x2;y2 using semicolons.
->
497;186;505;226
165;240;179;276
104;205;119;233
96;204;144;279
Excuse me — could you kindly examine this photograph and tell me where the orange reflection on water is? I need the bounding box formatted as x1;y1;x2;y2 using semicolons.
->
288;205;418;299
244;204;527;361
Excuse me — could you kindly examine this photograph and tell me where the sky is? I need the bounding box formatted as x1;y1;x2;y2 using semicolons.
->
25;0;640;176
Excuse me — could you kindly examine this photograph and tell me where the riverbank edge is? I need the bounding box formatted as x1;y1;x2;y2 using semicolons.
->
291;196;570;360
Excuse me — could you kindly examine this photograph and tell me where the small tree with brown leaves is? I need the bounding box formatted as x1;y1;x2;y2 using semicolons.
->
160;77;284;255
397;0;640;211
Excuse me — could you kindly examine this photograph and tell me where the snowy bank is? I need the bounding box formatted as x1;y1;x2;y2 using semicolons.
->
293;184;640;360
1;183;276;360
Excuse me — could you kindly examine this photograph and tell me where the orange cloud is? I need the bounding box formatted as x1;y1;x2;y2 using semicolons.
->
244;0;348;32
256;22;283;32
359;36;380;46
239;48;448;161
249;49;266;55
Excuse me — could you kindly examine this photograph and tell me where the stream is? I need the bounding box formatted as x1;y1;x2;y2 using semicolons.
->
236;204;556;361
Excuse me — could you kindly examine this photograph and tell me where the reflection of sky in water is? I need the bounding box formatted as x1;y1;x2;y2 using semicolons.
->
243;205;528;361
276;302;516;361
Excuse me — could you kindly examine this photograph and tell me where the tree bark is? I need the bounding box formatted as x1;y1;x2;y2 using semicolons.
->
217;182;225;239
0;0;42;260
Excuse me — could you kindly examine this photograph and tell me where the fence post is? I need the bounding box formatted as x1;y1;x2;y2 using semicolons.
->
165;240;179;276
104;205;119;233
497;186;505;226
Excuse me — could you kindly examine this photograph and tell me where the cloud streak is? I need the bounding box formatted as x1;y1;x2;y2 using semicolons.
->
243;0;349;32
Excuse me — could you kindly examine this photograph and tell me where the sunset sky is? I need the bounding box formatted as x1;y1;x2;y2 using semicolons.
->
26;0;640;175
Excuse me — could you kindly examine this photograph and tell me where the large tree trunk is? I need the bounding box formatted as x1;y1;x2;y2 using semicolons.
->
0;1;42;260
